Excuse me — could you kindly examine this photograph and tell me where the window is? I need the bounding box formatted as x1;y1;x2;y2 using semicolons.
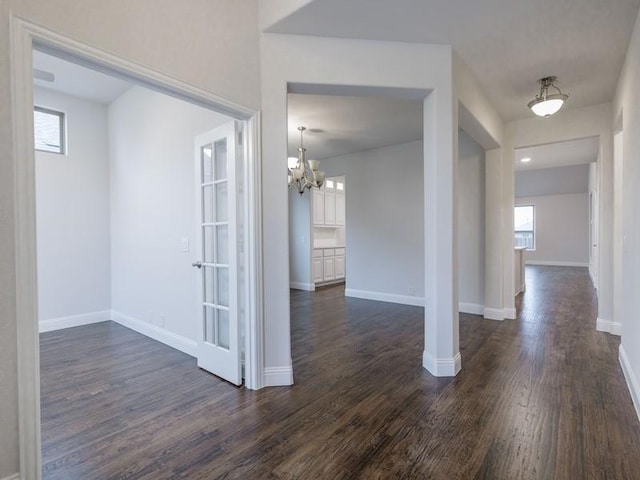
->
34;106;65;154
514;205;535;250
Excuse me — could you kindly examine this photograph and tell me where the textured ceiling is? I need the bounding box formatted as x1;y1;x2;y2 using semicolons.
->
269;0;640;121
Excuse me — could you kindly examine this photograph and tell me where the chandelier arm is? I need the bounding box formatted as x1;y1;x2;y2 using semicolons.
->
551;83;563;95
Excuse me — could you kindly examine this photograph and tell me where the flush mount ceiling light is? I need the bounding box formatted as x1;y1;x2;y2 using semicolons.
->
288;126;325;194
528;76;569;117
520;157;531;163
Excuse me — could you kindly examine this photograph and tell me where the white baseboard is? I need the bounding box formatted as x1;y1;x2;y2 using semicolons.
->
39;310;111;333
525;260;589;268
422;351;462;377
1;474;21;480
619;345;640;423
504;307;517;320
483;307;504;321
345;288;424;307
263;365;294;386
111;310;197;357
459;302;484;315
596;317;622;336
290;281;315;291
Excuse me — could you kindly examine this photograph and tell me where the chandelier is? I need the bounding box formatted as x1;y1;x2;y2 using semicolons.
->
288;126;325;194
528;76;569;117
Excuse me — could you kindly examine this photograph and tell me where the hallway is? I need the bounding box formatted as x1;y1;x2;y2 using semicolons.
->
39;267;640;479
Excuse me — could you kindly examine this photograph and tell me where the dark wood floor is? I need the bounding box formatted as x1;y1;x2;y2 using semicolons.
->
40;266;640;479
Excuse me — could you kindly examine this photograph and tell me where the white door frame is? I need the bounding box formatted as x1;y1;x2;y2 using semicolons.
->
10;17;264;479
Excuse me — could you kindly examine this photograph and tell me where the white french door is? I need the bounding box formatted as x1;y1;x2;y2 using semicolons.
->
194;122;241;385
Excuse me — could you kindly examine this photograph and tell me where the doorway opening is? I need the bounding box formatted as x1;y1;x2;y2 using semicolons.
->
513;136;600;314
12;21;262;477
286;89;425;382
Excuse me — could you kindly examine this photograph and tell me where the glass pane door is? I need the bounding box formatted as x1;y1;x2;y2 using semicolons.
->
201;139;230;350
194;122;240;385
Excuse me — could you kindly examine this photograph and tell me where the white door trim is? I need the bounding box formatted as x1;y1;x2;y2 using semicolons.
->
10;16;264;480
242;114;264;391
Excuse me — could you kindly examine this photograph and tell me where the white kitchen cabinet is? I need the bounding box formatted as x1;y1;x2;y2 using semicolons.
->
312;247;345;284
310;176;346;286
312;257;324;283
323;256;335;281
312;188;324;225
335;254;345;278
312;249;323;283
312;176;344;227
324;192;336;225
335;193;345;226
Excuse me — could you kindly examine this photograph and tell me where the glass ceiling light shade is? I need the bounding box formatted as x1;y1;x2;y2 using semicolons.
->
527;76;569;117
288;126;325;194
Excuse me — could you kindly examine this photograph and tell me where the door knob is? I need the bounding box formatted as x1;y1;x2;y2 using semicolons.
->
192;261;202;269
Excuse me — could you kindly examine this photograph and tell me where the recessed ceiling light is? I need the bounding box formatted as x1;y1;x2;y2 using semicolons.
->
521;157;531;163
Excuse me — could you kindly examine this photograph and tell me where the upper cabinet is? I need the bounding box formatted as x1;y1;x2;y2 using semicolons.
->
312;188;325;225
314;176;345;227
335;179;345;226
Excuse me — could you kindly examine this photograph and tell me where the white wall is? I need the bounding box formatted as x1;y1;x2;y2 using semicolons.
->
458;130;485;311
515;164;590;197
288;188;312;289
292;132;486;311
515;194;589;266
34;87;112;326
515;163;590;267
613;131;624;335
505;102;614;325
321;140;424;302
260;0;314;30
261;33;462;381
588;162;599;285
453;53;507;321
109;86;232;344
613;9;640;421
453;55;504;148
1;2;260;474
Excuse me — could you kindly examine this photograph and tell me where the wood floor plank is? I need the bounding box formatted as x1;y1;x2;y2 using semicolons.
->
40;266;640;479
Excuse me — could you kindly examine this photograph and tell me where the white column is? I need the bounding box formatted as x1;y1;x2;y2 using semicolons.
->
613;132;624;333
422;89;461;377
502;145;516;319
484;148;504;320
598;132;615;329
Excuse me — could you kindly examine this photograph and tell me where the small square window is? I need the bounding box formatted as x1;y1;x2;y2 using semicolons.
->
34;106;66;154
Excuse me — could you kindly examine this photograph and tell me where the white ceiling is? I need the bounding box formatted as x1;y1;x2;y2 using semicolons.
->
33;50;132;104
515;136;599;171
269;0;640;122
31;8;632;166
288;93;423;159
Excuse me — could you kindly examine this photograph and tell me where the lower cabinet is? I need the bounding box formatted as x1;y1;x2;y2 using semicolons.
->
335;254;345;278
323;256;335;281
312;258;324;283
313;247;345;284
312;249;324;283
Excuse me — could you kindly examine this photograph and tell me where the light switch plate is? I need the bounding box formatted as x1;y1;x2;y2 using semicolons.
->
180;237;190;252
